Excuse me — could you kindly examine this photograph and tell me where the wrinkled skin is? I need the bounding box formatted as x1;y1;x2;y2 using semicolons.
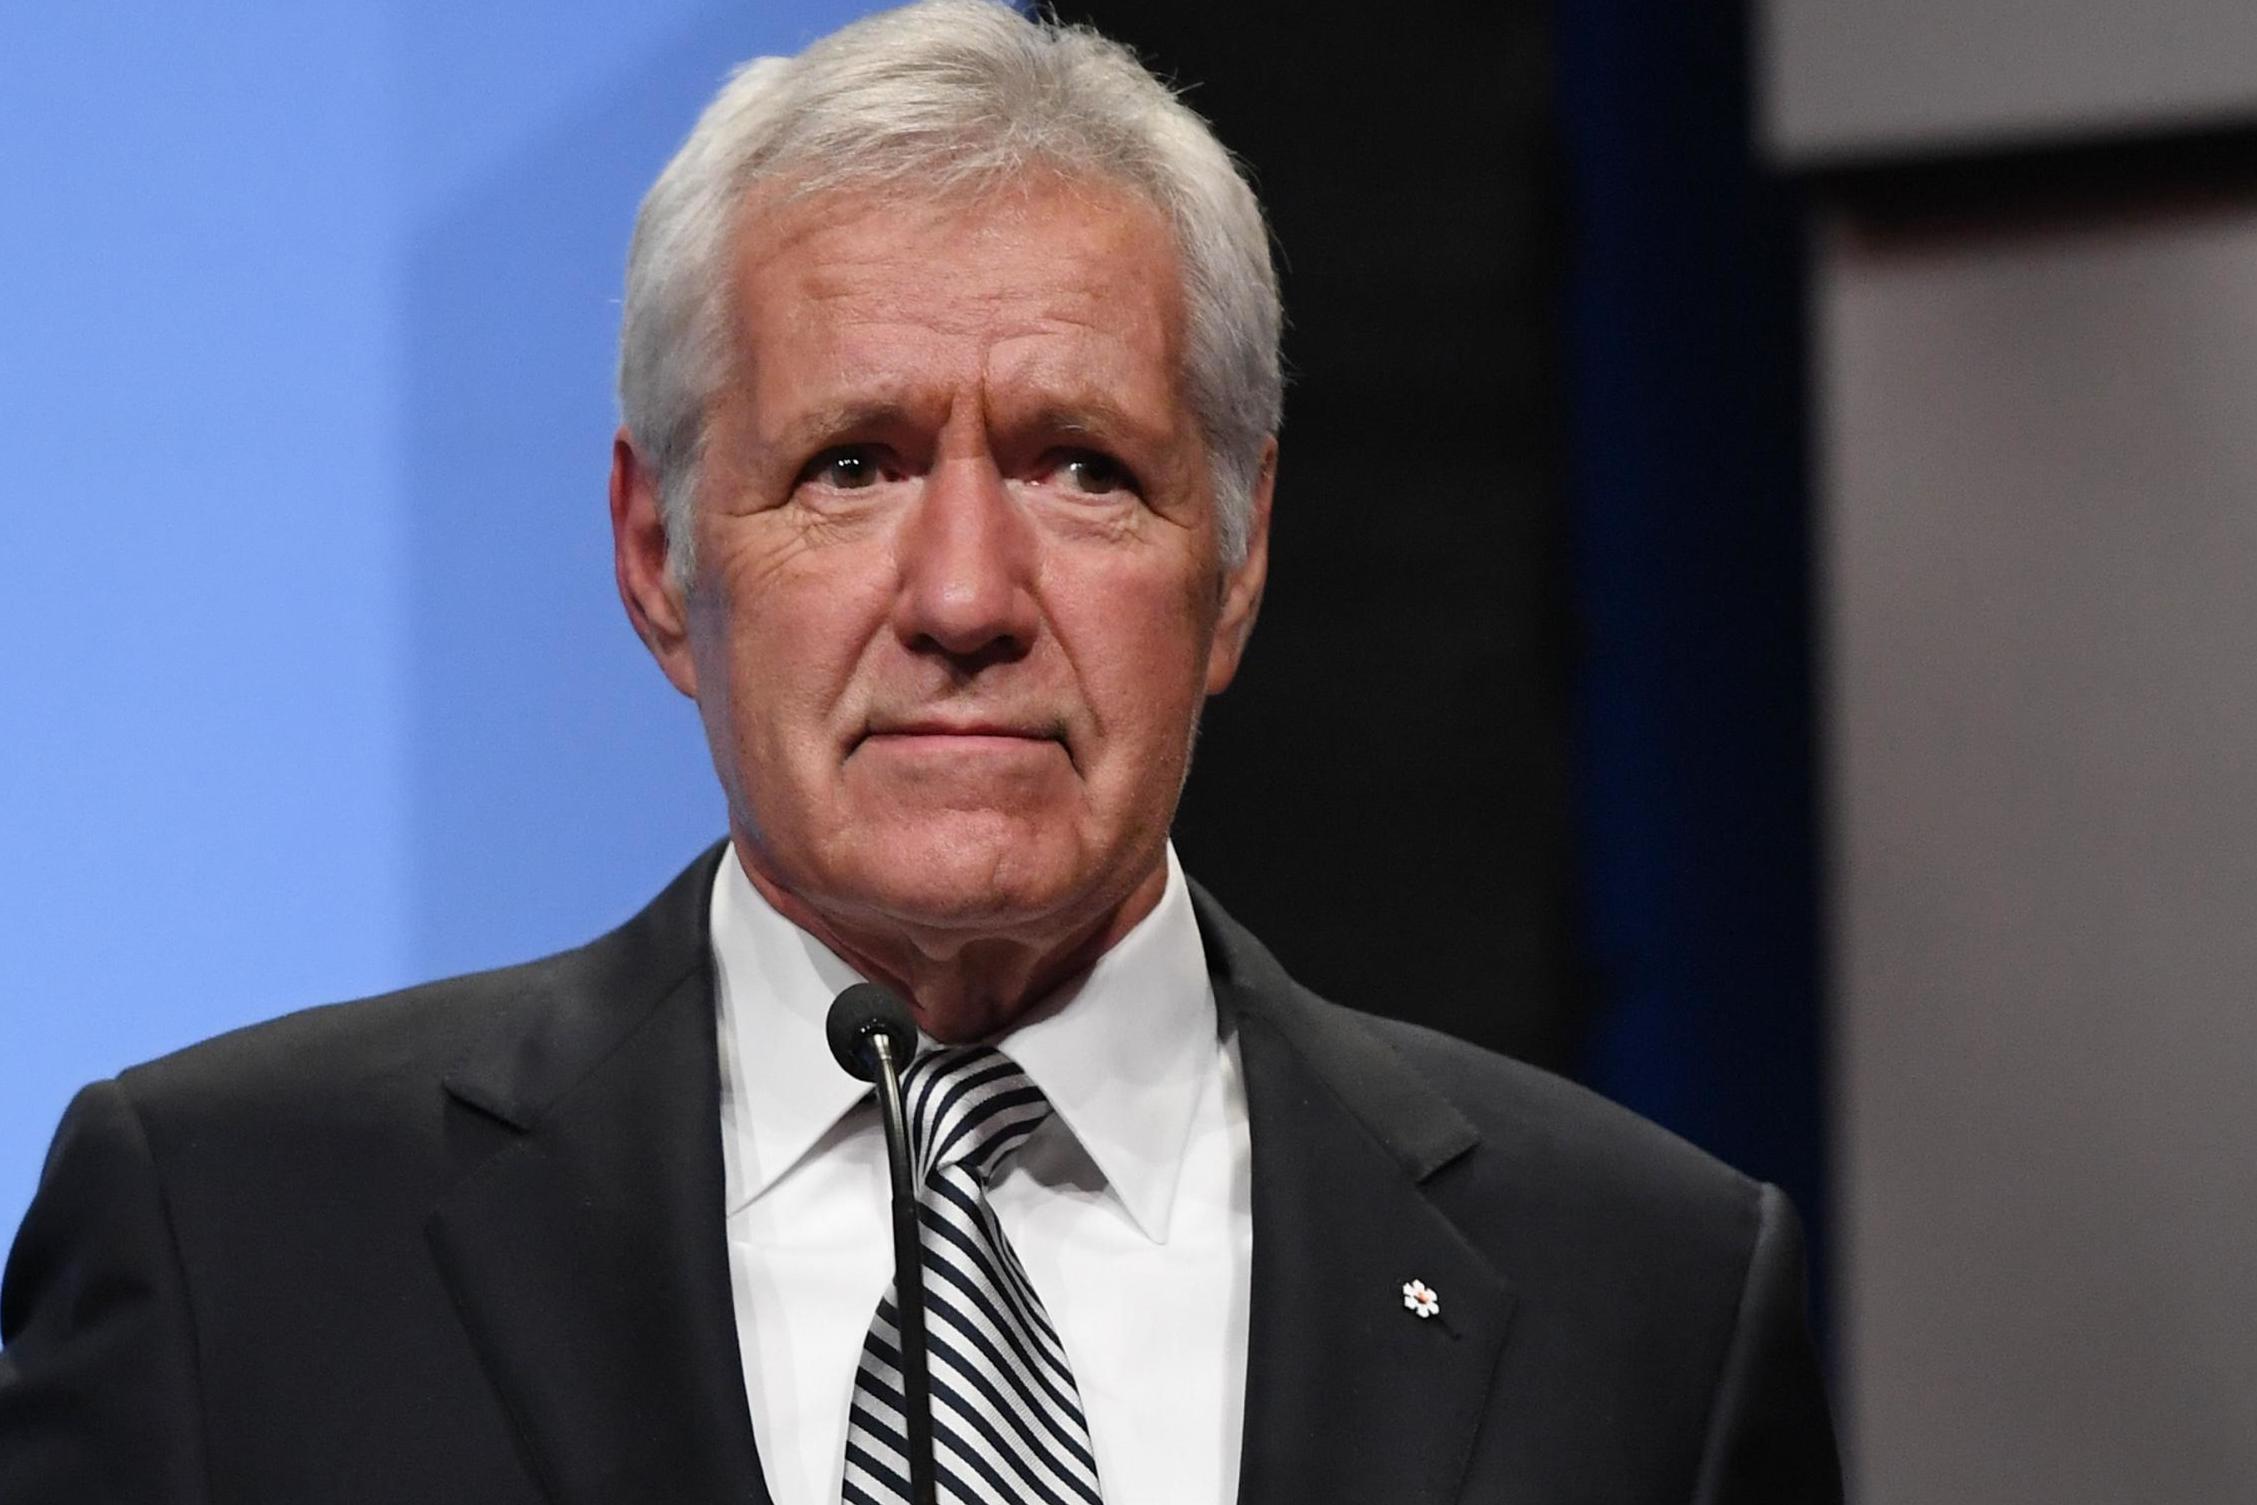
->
611;180;1272;1040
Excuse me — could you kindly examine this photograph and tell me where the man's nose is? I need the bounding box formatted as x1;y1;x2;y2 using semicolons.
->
891;456;1039;664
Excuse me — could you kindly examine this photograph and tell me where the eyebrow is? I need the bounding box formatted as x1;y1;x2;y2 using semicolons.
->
765;392;1179;459
1019;397;1157;439
1002;393;1182;456
768;398;924;455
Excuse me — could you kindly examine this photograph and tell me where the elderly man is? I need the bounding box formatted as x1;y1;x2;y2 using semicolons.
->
0;3;1838;1502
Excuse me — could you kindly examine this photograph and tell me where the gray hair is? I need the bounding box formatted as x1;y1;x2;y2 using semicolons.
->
616;0;1282;583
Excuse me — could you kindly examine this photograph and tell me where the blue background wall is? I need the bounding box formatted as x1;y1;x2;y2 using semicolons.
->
0;1;877;1236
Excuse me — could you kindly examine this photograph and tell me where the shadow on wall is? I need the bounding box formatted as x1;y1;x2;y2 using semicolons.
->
398;6;869;980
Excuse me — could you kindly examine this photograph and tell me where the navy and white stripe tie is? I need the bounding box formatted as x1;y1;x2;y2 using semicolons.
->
842;1046;1104;1505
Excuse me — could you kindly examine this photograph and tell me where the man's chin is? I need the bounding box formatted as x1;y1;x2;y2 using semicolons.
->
821;818;1162;947
737;812;1162;958
843;848;1091;938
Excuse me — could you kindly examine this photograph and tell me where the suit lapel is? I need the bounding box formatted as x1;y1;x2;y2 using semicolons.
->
425;848;771;1505
1194;890;1516;1505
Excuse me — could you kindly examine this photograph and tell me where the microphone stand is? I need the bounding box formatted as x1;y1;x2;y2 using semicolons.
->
827;983;936;1505
867;1028;937;1505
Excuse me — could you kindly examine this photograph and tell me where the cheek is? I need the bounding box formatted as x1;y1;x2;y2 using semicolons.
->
1068;568;1220;765
685;579;821;782
703;531;887;711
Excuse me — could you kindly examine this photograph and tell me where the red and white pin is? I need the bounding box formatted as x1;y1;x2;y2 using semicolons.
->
1401;1279;1440;1319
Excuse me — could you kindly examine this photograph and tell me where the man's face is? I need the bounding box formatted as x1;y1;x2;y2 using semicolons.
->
626;180;1268;975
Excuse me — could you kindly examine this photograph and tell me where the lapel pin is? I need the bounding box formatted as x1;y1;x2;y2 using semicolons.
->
1402;1279;1440;1319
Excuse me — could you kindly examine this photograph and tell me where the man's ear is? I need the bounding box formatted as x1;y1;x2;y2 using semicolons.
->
1205;438;1275;696
610;427;699;699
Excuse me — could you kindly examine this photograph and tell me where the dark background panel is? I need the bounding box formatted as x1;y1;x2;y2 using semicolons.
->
1061;0;1830;1335
1054;0;1579;1070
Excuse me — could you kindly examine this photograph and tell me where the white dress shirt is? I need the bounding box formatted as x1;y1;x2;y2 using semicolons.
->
712;842;1252;1505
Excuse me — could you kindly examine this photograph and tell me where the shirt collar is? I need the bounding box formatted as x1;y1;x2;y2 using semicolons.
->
992;843;1218;1244
711;843;1218;1245
710;848;874;1216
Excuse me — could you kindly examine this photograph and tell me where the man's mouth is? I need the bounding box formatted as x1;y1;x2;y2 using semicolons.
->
854;716;1069;761
867;719;1049;739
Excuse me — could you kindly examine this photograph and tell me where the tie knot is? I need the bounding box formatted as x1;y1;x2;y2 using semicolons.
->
899;1044;1052;1185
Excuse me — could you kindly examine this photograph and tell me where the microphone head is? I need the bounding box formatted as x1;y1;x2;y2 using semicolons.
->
826;982;918;1083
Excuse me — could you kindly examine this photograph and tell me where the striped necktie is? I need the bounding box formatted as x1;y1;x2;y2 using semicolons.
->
842;1045;1105;1505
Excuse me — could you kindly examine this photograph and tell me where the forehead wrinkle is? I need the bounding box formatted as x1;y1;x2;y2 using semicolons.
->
784;211;1162;340
762;315;1176;449
727;183;1193;465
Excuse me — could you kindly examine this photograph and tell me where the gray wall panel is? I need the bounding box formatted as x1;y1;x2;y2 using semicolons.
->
1763;1;2257;164
1820;200;2257;1502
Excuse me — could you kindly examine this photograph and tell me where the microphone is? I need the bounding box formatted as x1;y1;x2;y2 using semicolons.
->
825;983;936;1505
825;980;917;1085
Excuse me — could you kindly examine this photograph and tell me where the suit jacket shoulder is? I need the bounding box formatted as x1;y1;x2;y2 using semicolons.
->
113;844;716;1138
1190;881;1840;1504
1193;874;1765;1238
2;847;756;1505
1361;1004;1772;1259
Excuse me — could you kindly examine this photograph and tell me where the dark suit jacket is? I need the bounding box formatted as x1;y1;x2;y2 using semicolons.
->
0;847;1839;1503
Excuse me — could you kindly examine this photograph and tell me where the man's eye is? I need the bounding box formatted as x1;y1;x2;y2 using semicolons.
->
1056;452;1133;497
801;446;886;490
